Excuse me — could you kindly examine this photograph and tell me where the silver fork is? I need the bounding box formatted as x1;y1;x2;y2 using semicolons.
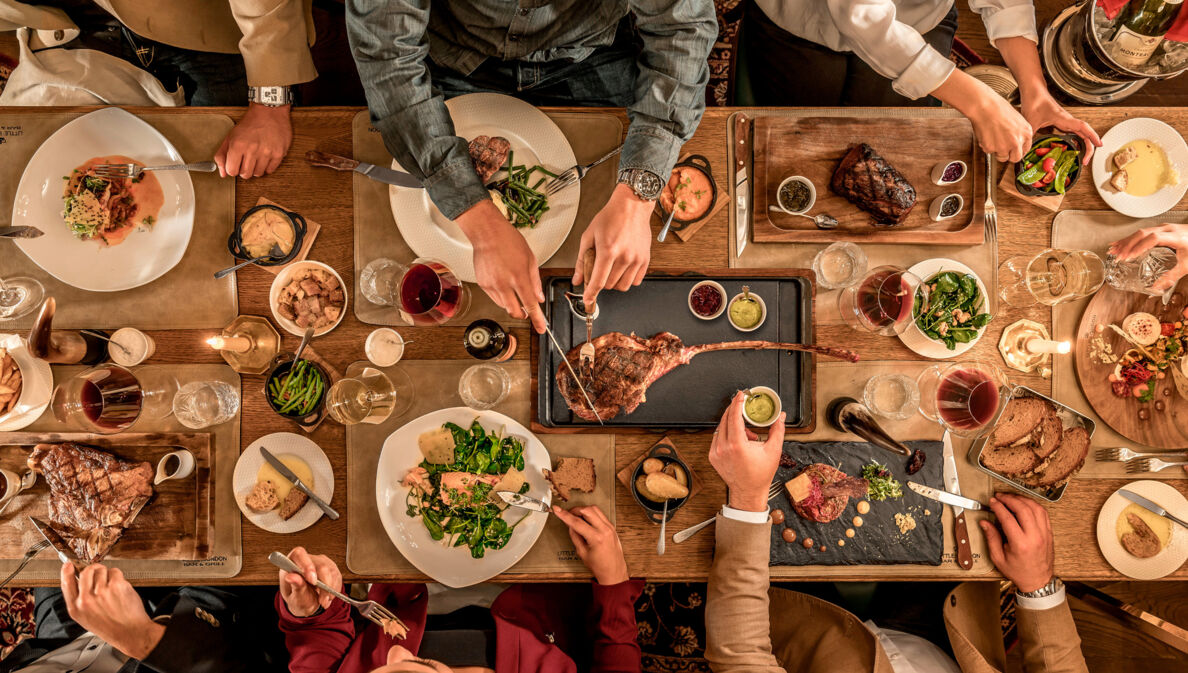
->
268;552;409;636
983;153;999;314
1126;457;1188;474
1096;447;1181;462
672;480;784;544
89;161;218;180
544;146;622;196
0;540;50;590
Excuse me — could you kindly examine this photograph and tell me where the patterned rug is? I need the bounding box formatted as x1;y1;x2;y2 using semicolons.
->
637;583;712;673
0;589;34;661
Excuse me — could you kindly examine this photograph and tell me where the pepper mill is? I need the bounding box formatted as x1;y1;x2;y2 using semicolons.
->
826;397;912;457
26;297;108;365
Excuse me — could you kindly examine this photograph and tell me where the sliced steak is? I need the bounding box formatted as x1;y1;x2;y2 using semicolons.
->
829;143;916;226
468;135;511;184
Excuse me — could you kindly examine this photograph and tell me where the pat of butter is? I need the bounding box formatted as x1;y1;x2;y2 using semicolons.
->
257;454;313;503
785;473;814;504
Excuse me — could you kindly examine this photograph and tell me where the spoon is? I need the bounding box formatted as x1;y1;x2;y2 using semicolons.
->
657;209;678;242
213;243;285;279
80;329;130;356
768;205;838;230
658;499;668;556
281;326;315;390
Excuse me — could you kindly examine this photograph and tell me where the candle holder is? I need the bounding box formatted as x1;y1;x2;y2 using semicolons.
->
207;315;281;374
998;319;1067;378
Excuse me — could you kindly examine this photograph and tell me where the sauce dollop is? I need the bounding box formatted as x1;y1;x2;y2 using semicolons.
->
745;393;776;423
729;297;763;329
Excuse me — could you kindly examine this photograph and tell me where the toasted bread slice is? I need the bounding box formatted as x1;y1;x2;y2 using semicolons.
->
1032;427;1089;487
981;443;1042;477
1033;410;1064;460
279;487;310;520
246;480;279;513
990;398;1049;447
544;457;596;502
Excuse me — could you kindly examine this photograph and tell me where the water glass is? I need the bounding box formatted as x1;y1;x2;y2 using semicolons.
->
0;277;44;321
998;249;1105;307
862;374;920;420
458;363;511;410
1104;246;1178;301
172;381;240;429
812;242;868;290
359;258;408;306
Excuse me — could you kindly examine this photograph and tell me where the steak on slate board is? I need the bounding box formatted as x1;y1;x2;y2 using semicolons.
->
769;440;943;567
830;143;917;226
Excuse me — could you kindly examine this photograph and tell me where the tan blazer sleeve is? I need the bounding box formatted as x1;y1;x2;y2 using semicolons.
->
1015;600;1089;673
0;0;76;32
705;515;787;673
228;0;316;87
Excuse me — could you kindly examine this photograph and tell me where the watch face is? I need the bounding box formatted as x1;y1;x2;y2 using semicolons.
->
635;171;663;199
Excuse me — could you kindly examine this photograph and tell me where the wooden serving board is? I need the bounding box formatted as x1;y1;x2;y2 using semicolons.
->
0;432;215;561
1074;282;1188;450
751;116;983;245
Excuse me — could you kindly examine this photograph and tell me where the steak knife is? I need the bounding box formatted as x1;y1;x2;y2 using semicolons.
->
28;516;80;566
305;150;423;189
733;113;750;259
259;448;340;520
496;491;551;513
0;226;44;239
1120;489;1188;529
908;482;987;512
942;431;974;570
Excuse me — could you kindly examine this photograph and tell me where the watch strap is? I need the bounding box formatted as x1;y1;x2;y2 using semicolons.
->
1017;577;1062;598
617;168;663;201
248;86;293;107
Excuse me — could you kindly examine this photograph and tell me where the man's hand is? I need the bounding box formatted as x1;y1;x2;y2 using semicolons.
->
456;200;546;333
708;391;786;512
1021;91;1102;165
277;546;343;618
1109;223;1188;292
573;184;654;306
552;504;629;585
980;494;1055;593
60;562;165;660
214;103;293;179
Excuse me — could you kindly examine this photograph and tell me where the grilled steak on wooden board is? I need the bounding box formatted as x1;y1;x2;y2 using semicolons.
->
555;332;860;421
468;135;511;184
830;143;916;226
27;442;154;561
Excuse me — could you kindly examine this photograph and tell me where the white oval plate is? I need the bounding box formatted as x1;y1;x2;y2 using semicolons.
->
1096;480;1188;580
11;108;195;292
234;432;334;534
0;334;52;431
375;407;552;588
901;259;989;360
388;93;578;284
1090;117;1188;219
269;260;349;337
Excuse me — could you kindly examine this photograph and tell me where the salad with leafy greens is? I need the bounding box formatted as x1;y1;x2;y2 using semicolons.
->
913;270;992;351
403;420;532;559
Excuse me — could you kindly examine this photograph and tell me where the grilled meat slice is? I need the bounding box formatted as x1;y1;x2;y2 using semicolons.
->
830;143;917;226
468;135;512;184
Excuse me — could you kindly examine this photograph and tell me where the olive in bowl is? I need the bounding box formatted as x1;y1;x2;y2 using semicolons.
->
265;358;328;421
1014;134;1083;197
631;444;690;523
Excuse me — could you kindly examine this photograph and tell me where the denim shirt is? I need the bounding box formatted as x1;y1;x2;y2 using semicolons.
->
346;0;717;221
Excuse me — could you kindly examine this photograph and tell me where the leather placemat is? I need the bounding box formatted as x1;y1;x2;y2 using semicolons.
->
0;364;242;580
350;110;624;326
0;110;238;330
252;197;321;276
346;359;615;577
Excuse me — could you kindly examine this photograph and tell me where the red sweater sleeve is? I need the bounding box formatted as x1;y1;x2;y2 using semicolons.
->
275;590;355;673
589;580;644;673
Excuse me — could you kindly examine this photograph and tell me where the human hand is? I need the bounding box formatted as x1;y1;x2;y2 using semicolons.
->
1109;223;1188;292
980;494;1055;593
277;546;343;618
214;103;293;179
1021;91;1102;165
967;88;1034;164
552;504;629;585
61;562;165;660
572;184;654;306
457;199;546;333
708;391;786;512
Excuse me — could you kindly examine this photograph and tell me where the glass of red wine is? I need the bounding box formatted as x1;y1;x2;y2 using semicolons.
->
51;365;176;434
837;265;928;336
916;361;1009;437
397;258;471;327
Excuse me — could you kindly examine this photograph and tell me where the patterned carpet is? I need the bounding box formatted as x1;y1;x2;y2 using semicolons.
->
637;583;711;673
0;589;34;661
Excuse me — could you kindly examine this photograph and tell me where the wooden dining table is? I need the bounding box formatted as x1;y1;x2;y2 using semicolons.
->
18;104;1188;585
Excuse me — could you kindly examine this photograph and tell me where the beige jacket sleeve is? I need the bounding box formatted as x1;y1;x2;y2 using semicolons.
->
228;0;316;87
1014;599;1090;673
945;583;1089;673
705;515;788;673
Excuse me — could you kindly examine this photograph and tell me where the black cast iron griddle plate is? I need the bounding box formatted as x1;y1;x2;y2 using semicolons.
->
769;441;944;566
537;275;812;429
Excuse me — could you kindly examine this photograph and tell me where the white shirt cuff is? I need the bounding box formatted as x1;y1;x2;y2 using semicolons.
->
720;505;771;524
34;27;79;48
891;44;957;100
1016;584;1067;611
981;5;1040;47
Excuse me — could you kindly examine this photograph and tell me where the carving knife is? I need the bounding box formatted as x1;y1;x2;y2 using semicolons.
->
0;226;43;239
1120;489;1188;530
733;113;750;259
496;491;551;513
579;248;596;374
259;447;340;520
534;309;603;425
942;431;974;570
28;516;83;570
908;481;987;512
305;150;423;189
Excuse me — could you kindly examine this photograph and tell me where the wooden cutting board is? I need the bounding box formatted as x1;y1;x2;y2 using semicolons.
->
751;116;983;245
1074;282;1188;450
0;432;215;560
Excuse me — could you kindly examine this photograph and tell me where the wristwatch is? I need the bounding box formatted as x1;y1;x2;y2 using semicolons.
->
617;168;664;202
1016;577;1063;599
248;86;293;107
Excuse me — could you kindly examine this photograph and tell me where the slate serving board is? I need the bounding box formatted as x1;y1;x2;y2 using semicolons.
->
769;440;944;566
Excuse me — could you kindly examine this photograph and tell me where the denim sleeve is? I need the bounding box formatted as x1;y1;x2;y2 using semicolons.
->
622;0;717;181
345;0;488;221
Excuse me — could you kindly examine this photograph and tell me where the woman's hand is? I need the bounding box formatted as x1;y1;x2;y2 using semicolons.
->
1109;223;1188;292
277;546;343;617
933;70;1032;163
552;505;630;585
1021;92;1102;165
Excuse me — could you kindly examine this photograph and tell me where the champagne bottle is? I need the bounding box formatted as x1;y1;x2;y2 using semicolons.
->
1107;0;1185;69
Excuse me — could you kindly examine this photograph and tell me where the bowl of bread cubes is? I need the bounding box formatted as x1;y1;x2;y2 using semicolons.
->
631;443;691;523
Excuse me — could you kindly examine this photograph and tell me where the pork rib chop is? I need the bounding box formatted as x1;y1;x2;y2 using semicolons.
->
556;332;859;421
27;443;154;561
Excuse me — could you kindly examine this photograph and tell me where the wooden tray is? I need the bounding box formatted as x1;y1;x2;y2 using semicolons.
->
751;115;983;245
0;432;215;561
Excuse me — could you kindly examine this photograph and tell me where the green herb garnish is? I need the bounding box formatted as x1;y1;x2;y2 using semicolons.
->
861;462;903;501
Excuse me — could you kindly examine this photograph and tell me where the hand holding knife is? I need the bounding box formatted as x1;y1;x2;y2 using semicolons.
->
260;448;339;520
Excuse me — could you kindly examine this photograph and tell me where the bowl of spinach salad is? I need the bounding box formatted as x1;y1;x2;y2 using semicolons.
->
902;259;992;358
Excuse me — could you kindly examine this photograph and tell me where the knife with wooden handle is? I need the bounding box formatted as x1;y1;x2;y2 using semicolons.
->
942;432;974;570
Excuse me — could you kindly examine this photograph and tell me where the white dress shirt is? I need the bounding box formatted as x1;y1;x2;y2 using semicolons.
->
755;0;1039;100
14;633;127;673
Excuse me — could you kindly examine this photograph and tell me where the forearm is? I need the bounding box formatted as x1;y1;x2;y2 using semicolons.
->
589;580;645;673
274;591;356;673
705;515;785;672
1015;597;1089;673
931;68;1004;124
117;622;166;661
997;36;1047;103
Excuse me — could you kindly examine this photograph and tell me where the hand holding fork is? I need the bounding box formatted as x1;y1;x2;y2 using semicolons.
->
271;550;409;638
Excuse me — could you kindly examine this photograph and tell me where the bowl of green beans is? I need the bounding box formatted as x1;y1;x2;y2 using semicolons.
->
265;358;328;420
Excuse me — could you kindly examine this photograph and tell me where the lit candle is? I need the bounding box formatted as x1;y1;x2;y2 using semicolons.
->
1025;338;1071;355
206;334;251;353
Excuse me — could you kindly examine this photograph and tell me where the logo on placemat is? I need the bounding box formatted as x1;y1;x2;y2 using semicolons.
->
1;124;22;139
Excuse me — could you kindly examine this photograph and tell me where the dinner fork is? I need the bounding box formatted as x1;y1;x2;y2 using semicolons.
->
544;146;622;196
268;552;409;637
89;161;218;180
1096;447;1182;463
1126;457;1188;474
983;154;999;314
672;480;784;544
0;540;49;590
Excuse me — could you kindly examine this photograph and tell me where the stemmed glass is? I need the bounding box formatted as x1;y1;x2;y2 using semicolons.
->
999;249;1105;307
359;257;471;326
327;362;412;425
838;265;928;336
0;277;44;321
917;361;1010;437
51;365;176;434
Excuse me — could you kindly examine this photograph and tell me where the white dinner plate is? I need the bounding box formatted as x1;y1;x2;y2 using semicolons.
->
388;93;578;283
1096;480;1188;580
1090;117;1188;219
11;108;195;292
0;334;52;431
900;259;989;360
375;407;552;588
234;432;335;534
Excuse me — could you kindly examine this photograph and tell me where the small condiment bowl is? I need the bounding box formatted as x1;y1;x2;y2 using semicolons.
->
630;442;691;524
154;449;195;486
928;193;964;222
744;386;782;427
930;160;967;186
265;358;330;422
687;280;727;320
728;291;767;332
775;176;816;215
1014;133;1083;197
227;204;307;266
365;328;405;367
269;260;349;337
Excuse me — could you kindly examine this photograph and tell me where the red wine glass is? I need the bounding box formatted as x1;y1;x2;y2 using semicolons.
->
397;258;471;327
916;361;1009;437
838;265;928;336
51;364;145;434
